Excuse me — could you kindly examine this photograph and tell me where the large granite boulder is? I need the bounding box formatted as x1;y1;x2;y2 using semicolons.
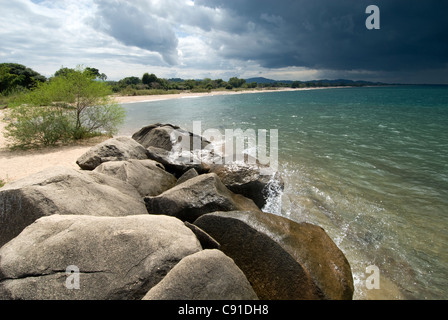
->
132;124;212;177
142;249;258;300
208;164;284;210
194;211;354;300
0;214;202;300
144;173;261;223
0;166;147;247
76;136;149;170
132;123;209;151
244;212;354;300
94;159;177;197
146;146;208;177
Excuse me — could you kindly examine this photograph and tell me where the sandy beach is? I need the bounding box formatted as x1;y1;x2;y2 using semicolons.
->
0;87;332;185
112;87;327;104
112;90;228;104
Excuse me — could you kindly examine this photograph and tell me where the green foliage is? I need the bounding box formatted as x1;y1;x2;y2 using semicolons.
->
0;66;22;93
190;87;211;93
119;87;181;96
110;71;375;97
54;67;74;78
4;104;73;148
0;179;5;188
5;66;125;148
0;63;46;94
291;81;300;88
110;74;239;96
120;76;142;86
85;67;107;81
109;77;142;92
54;66;107;81
142;73;158;85
228;77;246;88
1;89;24;108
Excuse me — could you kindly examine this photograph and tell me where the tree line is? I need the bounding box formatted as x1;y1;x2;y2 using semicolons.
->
106;74;375;96
0;63;109;97
0;63;256;98
1;63;378;100
109;74;254;96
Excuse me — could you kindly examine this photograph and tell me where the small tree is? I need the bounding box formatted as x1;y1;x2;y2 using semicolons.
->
228;77;246;88
5;66;125;148
54;67;74;78
142;73;158;86
4;104;73;148
123;77;142;86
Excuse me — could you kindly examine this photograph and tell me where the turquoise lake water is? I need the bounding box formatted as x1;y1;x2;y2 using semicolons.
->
118;86;448;299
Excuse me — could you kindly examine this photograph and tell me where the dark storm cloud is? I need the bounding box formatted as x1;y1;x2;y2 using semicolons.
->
195;0;448;73
93;0;179;65
2;0;446;83
90;0;447;80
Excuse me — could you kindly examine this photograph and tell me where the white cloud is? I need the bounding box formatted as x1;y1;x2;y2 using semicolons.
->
0;0;171;78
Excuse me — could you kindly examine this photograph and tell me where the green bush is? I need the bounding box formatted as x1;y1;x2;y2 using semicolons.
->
4;66;126;148
4;105;73;148
190;87;211;93
118;87;181;96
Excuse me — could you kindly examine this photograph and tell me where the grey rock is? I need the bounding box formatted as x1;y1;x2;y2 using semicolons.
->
184;222;221;250
0;214;202;300
132;123;209;151
142;249;258;300
176;168;199;185
94;159;177;197
76;136;149;170
0;166;147;247
144;173;261;223
132;124;212;177
146;146;207;177
193;211;321;300
208;164;284;209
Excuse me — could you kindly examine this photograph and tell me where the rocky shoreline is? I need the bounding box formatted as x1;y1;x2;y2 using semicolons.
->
0;123;354;300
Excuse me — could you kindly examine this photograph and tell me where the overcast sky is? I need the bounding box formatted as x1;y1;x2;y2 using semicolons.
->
1;0;447;83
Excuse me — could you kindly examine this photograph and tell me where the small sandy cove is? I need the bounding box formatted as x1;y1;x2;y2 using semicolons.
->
0;87;329;184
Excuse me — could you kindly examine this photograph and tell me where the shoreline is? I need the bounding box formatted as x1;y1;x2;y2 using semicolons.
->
1;86;342;184
112;86;342;104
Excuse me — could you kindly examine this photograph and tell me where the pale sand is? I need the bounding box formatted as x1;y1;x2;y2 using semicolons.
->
112;87;329;104
0;87;338;185
0;109;108;184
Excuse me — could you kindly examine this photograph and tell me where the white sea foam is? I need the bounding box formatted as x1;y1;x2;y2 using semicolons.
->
261;173;285;215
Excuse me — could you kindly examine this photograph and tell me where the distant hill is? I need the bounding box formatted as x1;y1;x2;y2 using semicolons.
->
167;78;184;82
165;76;389;87
244;77;281;84
245;77;386;86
